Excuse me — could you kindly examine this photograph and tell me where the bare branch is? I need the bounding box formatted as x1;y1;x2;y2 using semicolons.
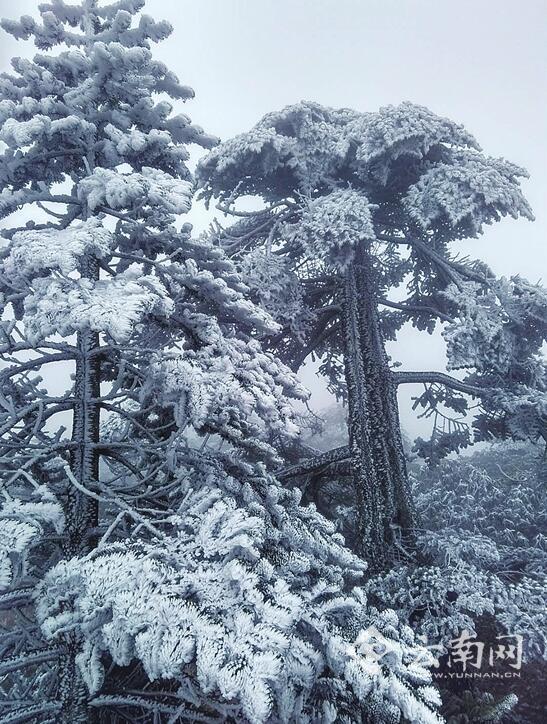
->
0;353;77;383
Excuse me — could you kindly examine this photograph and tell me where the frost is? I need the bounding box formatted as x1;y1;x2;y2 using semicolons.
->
77;166;193;214
0;187;41;219
368;447;547;666
351;101;480;184
4;0;541;720
198;100;480;200
197;100;539;465
24;265;174;343
174;256;280;336
6;218;113;277
286;188;377;269
0;489;64;591
38;465;441;723
145;332;308;461
0;114;95;148
239;249;313;341
405;150;534;237
197;101;359;199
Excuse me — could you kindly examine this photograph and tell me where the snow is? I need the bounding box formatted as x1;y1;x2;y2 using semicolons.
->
0;0;542;721
24;265;174;343
286;188;378;269
405;150;534;237
6;218;113;277
77;166;193;214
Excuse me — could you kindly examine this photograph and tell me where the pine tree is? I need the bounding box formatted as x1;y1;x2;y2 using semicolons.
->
196;101;545;567
0;0;291;719
0;3;444;723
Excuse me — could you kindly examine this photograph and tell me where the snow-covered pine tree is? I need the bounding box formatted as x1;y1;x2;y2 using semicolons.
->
196;101;546;566
0;3;443;723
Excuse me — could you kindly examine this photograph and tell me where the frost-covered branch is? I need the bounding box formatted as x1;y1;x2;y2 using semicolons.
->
277;445;351;479
0;647;62;676
378;298;454;323
393;371;484;397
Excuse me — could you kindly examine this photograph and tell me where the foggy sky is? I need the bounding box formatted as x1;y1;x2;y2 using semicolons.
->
1;0;545;439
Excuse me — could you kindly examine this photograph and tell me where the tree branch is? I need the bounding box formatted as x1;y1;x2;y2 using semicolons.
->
277;445;350;480
0;587;34;610
393;371;485;397
378;298;454;323
96;448;145;481
0;701;62;723
0;353;77;383
0;648;62;676
290;315;340;371
377;233;493;288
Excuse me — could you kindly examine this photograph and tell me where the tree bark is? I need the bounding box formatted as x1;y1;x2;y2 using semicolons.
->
58;255;101;724
342;241;414;570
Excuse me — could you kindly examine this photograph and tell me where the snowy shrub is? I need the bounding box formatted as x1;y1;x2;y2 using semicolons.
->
367;443;547;722
366;564;496;644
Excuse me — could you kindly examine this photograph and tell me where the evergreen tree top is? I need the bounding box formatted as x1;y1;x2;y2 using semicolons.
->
197;100;545;459
197;99;533;244
0;0;217;215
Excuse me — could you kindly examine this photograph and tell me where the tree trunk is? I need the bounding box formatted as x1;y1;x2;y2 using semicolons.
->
342;241;414;570
58;255;101;724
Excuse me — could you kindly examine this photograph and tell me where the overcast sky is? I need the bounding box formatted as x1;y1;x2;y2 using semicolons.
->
0;0;545;439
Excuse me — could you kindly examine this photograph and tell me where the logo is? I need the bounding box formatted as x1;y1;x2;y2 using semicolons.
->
420;629;524;680
347;627;526;681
